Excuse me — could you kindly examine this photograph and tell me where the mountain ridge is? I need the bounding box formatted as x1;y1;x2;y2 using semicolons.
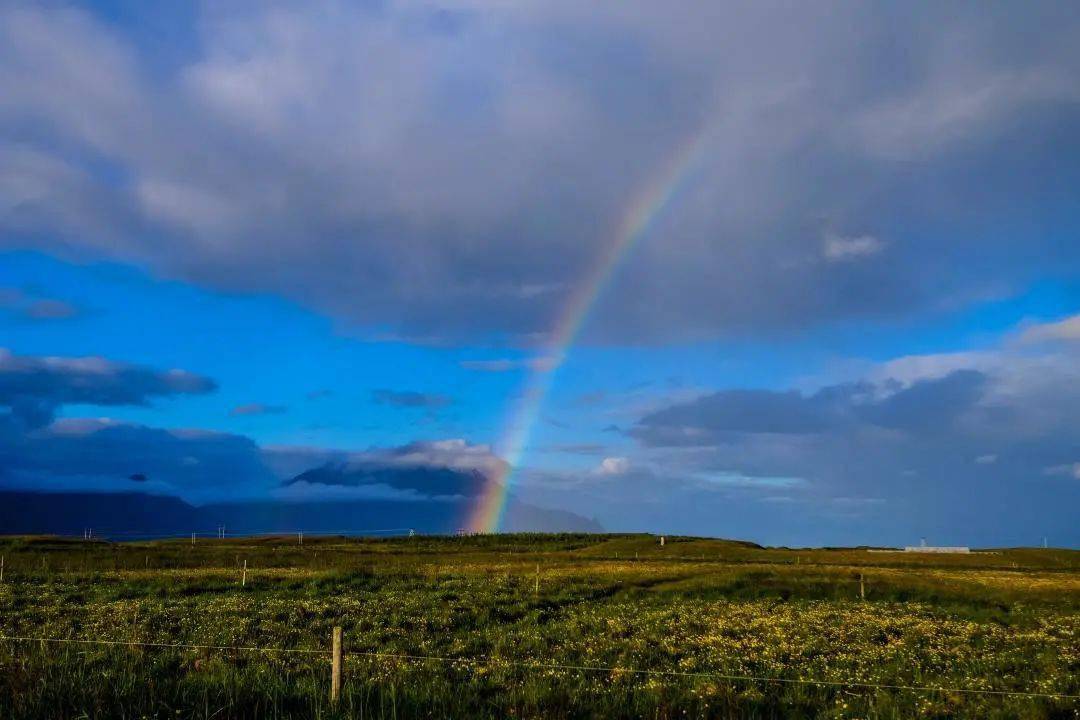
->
0;490;603;537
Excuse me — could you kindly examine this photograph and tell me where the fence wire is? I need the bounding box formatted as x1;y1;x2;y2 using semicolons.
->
0;634;1075;701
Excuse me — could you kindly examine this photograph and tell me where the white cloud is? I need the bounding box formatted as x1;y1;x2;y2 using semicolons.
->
974;454;997;465
1043;463;1080;480
852;67;1080;159
873;351;995;386
1019;314;1080;344
694;472;806;489
596;457;630;476
830;496;886;506
367;438;509;479
822;233;886;262
137;178;242;235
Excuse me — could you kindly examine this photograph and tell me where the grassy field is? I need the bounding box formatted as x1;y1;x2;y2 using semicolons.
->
0;533;1076;719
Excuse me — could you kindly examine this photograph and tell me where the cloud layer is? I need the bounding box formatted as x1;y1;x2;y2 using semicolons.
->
230;403;288;417
371;389;452;408
0;349;503;505
0;288;80;321
632;370;988;445
2;2;1078;343
0;348;215;429
607;339;1080;545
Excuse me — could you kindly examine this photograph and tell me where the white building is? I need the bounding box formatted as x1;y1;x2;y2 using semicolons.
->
904;546;970;553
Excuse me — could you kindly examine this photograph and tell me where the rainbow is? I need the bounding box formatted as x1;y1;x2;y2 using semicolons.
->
465;127;713;533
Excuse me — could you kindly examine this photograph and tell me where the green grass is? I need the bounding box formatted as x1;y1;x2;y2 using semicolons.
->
0;534;1077;719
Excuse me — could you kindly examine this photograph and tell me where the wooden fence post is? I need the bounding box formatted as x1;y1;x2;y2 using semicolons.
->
242;559;247;587
1;554;4;584
330;626;343;704
534;563;539;598
859;573;866;600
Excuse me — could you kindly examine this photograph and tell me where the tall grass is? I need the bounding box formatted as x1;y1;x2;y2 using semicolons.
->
0;534;1076;719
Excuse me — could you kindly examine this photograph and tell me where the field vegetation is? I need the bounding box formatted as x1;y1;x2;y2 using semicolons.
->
0;533;1076;719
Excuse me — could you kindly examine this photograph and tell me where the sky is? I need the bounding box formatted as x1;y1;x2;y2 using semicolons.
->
1;0;1079;546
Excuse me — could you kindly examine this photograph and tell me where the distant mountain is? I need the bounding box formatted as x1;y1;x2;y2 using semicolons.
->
0;490;603;537
0;491;199;537
277;459;603;534
500;502;605;534
200;497;602;535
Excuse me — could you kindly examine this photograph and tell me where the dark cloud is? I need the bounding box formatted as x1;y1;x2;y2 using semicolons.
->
633;371;989;445
281;439;504;500
0;350;267;501
0;418;276;502
0;352;503;504
460;358;559;372
0;348;216;429
613;357;1080;545
0;355;500;504
371;389;452;408
0;289;81;321
2;3;1077;343
291;464;485;500
24;298;80;320
635;388;848;441
856;370;987;434
574;391;608;407
230;403;287;417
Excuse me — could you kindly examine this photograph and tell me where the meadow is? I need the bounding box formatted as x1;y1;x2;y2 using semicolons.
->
0;533;1076;719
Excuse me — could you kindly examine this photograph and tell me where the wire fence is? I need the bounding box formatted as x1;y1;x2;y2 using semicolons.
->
0;634;1075;702
48;528;416;541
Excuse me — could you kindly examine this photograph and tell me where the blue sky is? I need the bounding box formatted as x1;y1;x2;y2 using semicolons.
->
1;1;1079;546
